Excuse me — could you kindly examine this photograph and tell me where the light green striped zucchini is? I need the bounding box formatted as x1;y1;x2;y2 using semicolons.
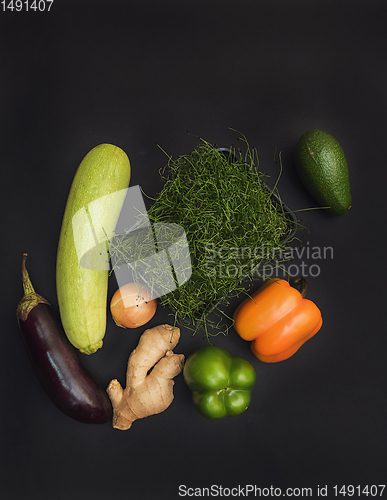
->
56;144;131;354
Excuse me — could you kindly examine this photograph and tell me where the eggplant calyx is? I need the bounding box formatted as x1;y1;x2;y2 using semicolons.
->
17;254;50;322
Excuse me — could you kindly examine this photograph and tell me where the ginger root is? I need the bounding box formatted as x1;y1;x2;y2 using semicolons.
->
106;324;185;430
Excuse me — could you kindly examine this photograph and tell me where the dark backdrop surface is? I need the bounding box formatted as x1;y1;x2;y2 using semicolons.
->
2;1;387;499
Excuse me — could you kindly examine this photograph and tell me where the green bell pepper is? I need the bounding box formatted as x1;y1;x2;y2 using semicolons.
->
183;346;256;419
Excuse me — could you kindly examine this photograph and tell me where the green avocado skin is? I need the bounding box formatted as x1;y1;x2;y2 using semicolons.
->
294;129;352;215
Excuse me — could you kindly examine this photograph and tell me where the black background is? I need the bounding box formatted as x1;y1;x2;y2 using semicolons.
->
2;1;387;499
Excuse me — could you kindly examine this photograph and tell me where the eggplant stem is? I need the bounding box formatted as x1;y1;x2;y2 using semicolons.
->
22;253;36;296
17;253;50;322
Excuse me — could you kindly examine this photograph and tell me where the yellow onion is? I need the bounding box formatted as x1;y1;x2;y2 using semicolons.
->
110;282;157;329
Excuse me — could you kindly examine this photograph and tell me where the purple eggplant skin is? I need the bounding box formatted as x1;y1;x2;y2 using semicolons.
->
16;254;113;424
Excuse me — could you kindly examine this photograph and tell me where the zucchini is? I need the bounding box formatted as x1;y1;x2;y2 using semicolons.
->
56;144;131;354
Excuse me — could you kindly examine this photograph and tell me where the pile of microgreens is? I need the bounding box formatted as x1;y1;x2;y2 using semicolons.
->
109;134;296;337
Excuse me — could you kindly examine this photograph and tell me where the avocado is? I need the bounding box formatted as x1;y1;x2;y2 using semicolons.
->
294;129;352;215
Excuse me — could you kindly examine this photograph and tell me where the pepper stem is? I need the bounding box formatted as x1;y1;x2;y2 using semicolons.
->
293;276;308;298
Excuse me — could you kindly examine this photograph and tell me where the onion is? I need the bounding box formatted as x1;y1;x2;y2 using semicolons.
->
110;283;157;329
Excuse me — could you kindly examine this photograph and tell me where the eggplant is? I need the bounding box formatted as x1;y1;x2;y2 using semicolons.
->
16;254;113;424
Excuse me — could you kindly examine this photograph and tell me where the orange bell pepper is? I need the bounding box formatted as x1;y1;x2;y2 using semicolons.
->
233;278;322;363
